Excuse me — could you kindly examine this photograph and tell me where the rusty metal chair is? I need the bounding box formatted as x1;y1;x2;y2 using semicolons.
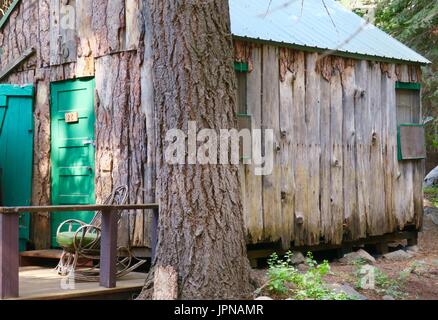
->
55;185;146;281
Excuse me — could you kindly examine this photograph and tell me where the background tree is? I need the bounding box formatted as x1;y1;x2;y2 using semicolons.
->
139;0;253;299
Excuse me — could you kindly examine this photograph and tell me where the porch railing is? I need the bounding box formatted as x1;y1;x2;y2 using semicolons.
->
0;204;159;299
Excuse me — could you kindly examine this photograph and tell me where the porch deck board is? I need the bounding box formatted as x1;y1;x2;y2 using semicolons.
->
6;267;146;300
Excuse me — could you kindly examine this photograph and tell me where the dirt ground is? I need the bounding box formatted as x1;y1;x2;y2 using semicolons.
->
326;211;438;300
253;205;438;300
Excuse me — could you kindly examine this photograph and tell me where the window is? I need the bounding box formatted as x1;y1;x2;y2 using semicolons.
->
396;82;425;160
235;62;248;115
396;82;421;125
235;62;251;162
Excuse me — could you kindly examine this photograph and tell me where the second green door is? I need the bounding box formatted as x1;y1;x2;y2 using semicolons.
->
50;78;95;247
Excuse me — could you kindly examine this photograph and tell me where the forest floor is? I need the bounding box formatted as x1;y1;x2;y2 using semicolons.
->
253;200;438;300
325;211;438;300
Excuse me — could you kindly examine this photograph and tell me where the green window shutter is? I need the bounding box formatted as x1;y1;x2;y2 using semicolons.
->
395;82;421;91
234;62;249;73
397;124;426;161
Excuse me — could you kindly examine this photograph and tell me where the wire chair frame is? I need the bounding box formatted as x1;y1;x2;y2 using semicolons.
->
55;185;146;281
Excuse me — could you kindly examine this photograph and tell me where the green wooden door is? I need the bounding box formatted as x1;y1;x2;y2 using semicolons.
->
50;78;95;247
0;85;34;252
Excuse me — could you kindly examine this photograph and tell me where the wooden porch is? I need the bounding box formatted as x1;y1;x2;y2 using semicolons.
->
9;267;146;300
0;204;158;300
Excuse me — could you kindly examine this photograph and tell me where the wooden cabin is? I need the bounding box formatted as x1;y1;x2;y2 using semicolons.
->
0;0;431;259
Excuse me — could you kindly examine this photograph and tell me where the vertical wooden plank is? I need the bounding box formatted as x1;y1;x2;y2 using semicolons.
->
244;46;263;243
91;0;125;57
239;163;247;238
381;64;397;233
342;61;360;240
125;0;141;50
50;0;77;65
262;45;282;242
368;62;386;235
413;161;424;228
394;65;414;229
100;210;118;288
76;0;95;76
305;53;321;245
410;67;425;229
330;63;344;244
95;52;146;249
107;0;126;52
142;10;156;249
0;214;19;298
38;0;51;67
49;0;60;65
151;207;159;261
354;60;370;239
292;52;308;246
319;73;332;243
31;77;52;250
279;61;295;249
60;0;77;63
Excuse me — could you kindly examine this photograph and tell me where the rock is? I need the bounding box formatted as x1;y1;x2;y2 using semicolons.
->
255;296;273;300
424;206;437;216
285;298;295;300
297;263;309;272
327;284;368;300
339;249;376;265
411;260;429;276
383;250;413;261
406;245;419;253
383;295;395;300
424;207;438;225
290;251;306;265
388;242;404;250
423;166;438;187
250;270;269;289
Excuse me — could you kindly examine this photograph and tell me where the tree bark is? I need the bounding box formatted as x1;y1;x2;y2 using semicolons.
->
139;0;253;299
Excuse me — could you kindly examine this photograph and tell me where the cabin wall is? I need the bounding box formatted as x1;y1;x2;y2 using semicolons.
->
0;2;425;251
0;0;155;250
235;41;424;249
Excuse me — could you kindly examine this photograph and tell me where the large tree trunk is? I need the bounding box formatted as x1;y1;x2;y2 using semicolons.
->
139;0;253;299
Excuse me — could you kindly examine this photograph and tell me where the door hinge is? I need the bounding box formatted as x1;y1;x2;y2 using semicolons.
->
83;139;95;147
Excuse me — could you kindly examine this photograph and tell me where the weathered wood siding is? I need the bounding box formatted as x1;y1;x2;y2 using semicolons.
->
0;2;424;251
235;41;424;249
0;0;152;249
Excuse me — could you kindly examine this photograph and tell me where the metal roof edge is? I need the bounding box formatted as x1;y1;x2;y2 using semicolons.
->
232;35;431;66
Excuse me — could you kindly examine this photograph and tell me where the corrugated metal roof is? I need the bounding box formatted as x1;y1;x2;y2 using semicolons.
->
230;0;431;64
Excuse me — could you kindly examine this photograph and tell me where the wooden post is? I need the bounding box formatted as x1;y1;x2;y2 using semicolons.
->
151;207;159;261
0;213;19;299
407;232;418;247
375;242;389;255
100;209;117;288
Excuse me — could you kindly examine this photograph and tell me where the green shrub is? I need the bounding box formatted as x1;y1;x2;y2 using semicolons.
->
353;263;408;299
424;186;438;207
266;251;352;300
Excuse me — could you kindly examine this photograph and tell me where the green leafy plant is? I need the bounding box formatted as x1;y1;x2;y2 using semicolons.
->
353;263;408;299
424;186;438;207
266;251;352;300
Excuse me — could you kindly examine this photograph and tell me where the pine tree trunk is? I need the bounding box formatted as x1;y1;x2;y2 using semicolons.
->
140;0;253;299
